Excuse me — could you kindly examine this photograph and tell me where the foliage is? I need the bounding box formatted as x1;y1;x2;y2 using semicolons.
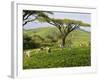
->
23;10;90;47
23;10;91;69
32;34;45;42
46;34;58;43
23;10;53;26
23;34;41;50
23;47;90;69
39;17;90;47
23;27;90;69
24;27;90;47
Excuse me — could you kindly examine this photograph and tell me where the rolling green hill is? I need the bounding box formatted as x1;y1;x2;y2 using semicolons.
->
23;26;90;47
24;27;90;37
24;27;58;37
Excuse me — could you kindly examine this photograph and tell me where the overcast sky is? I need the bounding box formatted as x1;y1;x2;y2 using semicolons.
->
23;11;91;29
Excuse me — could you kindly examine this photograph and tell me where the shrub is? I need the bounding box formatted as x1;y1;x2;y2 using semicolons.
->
23;34;41;50
46;34;58;43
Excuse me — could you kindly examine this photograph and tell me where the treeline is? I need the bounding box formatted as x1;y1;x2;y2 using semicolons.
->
23;33;58;50
23;32;73;50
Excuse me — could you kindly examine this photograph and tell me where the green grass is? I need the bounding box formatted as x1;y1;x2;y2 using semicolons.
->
23;27;91;69
24;27;58;38
23;47;91;69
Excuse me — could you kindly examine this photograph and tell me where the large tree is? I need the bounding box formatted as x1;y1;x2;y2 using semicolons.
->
23;10;53;26
23;10;90;47
41;18;90;47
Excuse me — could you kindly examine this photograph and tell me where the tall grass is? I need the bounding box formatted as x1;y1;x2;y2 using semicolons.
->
23;47;91;69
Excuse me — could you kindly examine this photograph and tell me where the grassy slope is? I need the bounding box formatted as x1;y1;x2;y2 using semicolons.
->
23;27;91;69
24;27;58;38
24;27;90;47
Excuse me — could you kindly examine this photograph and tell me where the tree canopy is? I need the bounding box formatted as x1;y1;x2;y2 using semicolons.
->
23;10;53;26
39;18;90;47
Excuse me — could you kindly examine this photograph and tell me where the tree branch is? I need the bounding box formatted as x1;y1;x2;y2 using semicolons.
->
23;16;38;26
23;14;32;20
70;24;80;32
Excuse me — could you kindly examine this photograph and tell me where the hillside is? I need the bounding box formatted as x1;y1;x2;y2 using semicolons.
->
24;26;90;37
24;27;90;45
23;27;58;37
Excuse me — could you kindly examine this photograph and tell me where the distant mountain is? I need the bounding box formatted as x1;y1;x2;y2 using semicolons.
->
78;27;90;33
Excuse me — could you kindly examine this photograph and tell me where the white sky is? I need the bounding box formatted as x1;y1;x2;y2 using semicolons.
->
24;11;91;29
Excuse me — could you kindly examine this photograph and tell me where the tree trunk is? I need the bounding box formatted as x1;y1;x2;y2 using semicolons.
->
61;37;66;47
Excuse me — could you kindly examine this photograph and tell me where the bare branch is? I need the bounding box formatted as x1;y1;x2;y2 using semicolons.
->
24;14;32;20
70;24;80;32
23;16;38;26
